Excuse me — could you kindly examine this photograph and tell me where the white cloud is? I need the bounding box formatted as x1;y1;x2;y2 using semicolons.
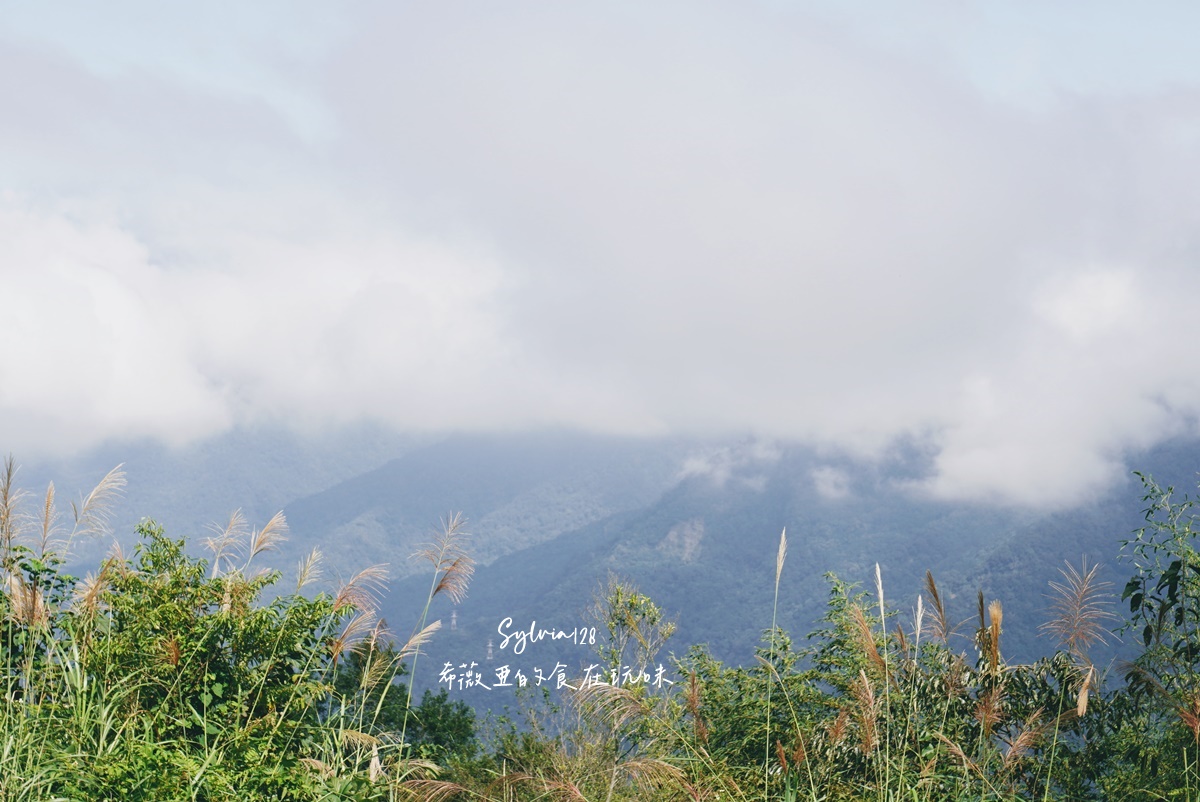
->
914;267;1200;505
679;440;782;488
1034;270;1140;344
3;3;1200;505
812;466;852;500
0;201;229;452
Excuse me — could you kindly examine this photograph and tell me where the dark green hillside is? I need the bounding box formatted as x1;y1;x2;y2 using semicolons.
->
392;449;1023;685
277;432;690;582
25;428;1200;699
392;437;1200;700
952;435;1200;664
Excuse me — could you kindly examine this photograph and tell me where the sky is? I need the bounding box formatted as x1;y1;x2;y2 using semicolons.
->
3;2;1200;507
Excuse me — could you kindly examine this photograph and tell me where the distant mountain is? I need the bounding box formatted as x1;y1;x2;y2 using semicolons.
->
14;427;1200;706
278;431;694;580
17;424;418;568
384;436;1200;700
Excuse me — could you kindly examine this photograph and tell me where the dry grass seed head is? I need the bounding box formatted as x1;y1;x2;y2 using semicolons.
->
107;543;137;582
0;461;33;576
851;669;879;755
161;636;182;668
204;509;249;578
617;756;687;792
369;745;382;782
1076;664;1095;718
1179;691;1200;743
38;482;61;558
850;604;886;678
70;464;126;541
680;779;711;802
825;709;852;752
944;653;971;699
415;513;474;605
341;729;380;753
300;757;334;778
334;564;390;613
686;671;708;744
359;648;397;693
790;733;807;768
344;622;395;692
936;733;981;777
296;547;323;591
72;569;110;616
1002;708;1045;770
0;456;22;552
220;575;258;617
775;528;787;586
977;591;986;639
975;687;1004;738
385;757;440;784
433;556;473;606
914;593;925;649
247;511;288;563
501;772;587;802
399;619;442;662
545;779;589;802
894;623;908;656
331;611;379;662
987;600;1003;673
6;574;48;628
399;779;470;802
924;571;952;643
1041;560;1118;658
414;512;469;566
574;680;652;731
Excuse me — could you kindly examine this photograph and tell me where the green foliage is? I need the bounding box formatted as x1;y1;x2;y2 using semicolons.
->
407;688;477;759
586;573;677;675
329;639;477;763
1101;472;1200;798
676;629;821;794
1121;472;1200;670
14;455;1200;801
332;639;411;735
0;522;343;799
422;468;1200;800
0;460;474;801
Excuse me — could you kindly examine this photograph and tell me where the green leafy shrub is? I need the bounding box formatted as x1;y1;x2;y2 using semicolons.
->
0;460;471;801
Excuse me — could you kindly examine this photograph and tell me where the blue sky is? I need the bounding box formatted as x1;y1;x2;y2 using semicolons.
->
3;2;1200;506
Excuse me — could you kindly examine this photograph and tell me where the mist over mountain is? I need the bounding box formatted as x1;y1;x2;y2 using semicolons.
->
387;434;1195;694
279;431;693;580
19;426;1199;708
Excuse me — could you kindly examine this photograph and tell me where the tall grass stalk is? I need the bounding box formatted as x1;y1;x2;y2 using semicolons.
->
897;594;924;801
765;528;786;799
400;513;473;754
758;647;818;801
875;562;891;799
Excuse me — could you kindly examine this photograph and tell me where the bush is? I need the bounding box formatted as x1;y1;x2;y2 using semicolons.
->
0;460;470;801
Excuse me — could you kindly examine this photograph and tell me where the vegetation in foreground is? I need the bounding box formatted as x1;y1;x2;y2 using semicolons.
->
2;458;1200;800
